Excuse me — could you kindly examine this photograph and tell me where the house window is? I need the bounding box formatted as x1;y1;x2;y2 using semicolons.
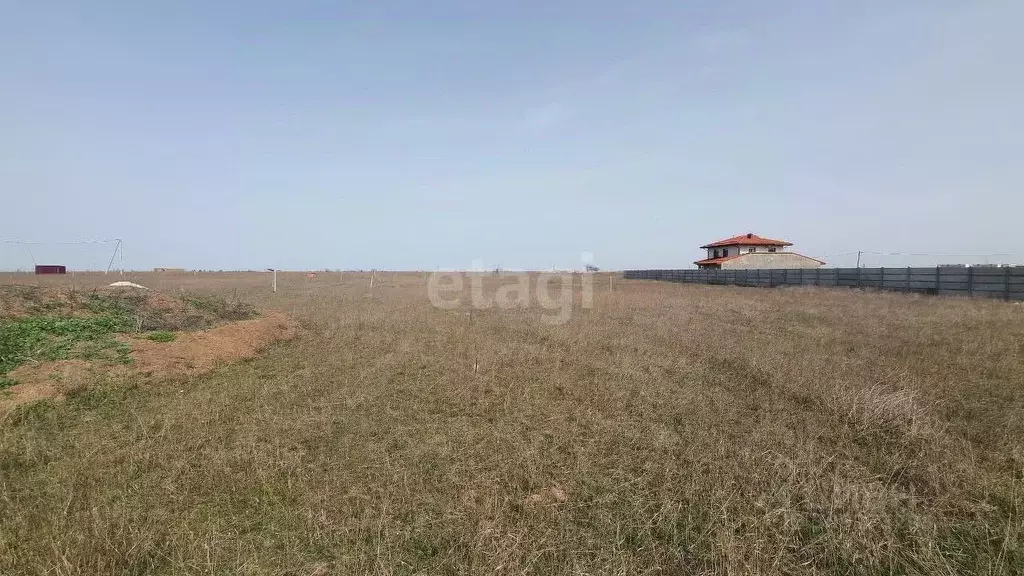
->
713;249;720;258
721;248;729;257
768;247;777;253
747;248;755;253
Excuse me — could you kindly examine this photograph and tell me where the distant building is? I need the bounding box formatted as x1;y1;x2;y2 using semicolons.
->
34;264;67;275
695;233;824;270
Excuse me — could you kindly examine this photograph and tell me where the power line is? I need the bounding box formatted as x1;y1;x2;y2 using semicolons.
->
1;239;121;245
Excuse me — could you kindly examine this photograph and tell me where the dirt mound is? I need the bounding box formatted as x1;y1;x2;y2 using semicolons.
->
129;312;295;376
0;285;256;330
1;313;296;413
0;285;87;319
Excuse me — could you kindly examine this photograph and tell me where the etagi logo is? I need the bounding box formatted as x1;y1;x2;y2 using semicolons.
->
427;254;596;325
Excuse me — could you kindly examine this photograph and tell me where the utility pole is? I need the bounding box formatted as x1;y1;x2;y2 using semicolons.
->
856;250;862;268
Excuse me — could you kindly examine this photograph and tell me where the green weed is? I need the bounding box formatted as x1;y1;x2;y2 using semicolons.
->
0;315;132;376
144;331;176;343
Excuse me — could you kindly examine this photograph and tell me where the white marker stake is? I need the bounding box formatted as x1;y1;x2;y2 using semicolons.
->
273;269;278;293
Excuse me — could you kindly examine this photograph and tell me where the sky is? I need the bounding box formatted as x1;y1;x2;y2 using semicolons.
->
2;0;1022;271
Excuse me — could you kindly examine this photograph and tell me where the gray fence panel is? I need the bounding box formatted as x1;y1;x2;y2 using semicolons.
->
974;282;1009;291
972;268;1007;277
622;266;1023;301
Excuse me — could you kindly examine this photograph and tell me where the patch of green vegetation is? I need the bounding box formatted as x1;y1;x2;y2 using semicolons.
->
0;315;132;376
0;377;16;389
0;287;258;378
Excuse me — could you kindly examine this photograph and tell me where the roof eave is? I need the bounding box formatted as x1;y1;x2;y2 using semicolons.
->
699;241;793;249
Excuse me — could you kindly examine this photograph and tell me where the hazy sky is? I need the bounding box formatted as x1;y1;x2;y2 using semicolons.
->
2;1;1021;270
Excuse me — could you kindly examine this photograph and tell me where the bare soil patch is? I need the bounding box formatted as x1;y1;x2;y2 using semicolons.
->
128;311;296;376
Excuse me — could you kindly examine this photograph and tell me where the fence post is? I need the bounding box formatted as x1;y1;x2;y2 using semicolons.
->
935;266;940;294
815;267;820;286
880;267;884;290
967;266;974;297
857;266;862;289
1006;266;1012;301
905;267;910;293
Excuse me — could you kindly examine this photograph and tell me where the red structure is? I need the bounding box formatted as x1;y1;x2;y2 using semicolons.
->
34;265;67;275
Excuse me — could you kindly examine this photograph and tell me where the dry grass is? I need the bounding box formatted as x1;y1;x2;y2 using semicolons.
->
1;271;1023;575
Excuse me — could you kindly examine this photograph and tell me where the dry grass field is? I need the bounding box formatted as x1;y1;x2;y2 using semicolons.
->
1;271;1023;575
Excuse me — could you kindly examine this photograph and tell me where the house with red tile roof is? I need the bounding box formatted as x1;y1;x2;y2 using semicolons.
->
695;233;825;270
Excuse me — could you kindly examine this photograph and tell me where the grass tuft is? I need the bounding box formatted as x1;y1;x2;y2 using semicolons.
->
144;331;176;343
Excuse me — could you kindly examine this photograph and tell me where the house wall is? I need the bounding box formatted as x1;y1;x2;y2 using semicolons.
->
720;252;822;270
708;244;784;259
736;244;781;254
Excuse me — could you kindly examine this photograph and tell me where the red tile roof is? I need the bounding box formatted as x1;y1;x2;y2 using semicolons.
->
693;254;745;266
700;233;792;249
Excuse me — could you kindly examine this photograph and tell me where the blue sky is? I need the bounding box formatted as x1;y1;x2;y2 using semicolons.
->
2;0;1021;270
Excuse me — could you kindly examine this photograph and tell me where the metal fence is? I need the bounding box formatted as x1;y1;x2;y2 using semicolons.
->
623;267;1024;301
